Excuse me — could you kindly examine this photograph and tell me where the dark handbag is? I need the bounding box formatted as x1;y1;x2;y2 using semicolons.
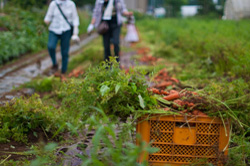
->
97;21;109;35
56;2;73;36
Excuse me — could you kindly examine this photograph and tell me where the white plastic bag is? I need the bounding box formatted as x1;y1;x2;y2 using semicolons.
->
125;24;139;43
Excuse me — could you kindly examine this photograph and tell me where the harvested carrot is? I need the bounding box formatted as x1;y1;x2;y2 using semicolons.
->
184;101;195;107
160;90;169;95
170;78;179;84
156;81;172;88
150;88;160;94
172;101;180;109
192;92;198;96
163;72;168;77
192;110;199;115
173;99;184;106
170;90;179;94
188;102;195;107
137;47;150;55
192;110;208;117
163;92;180;101
140;55;158;63
163;77;171;81
158;68;166;75
197;111;208;117
172;99;184;109
68;68;84;78
154;78;162;82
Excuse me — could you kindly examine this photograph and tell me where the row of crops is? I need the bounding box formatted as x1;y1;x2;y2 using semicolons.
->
0;7;47;65
0;6;90;65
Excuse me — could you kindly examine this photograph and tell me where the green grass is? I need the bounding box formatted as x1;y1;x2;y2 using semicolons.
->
138;18;250;78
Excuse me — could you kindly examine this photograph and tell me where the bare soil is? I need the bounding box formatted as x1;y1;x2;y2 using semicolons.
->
0;130;50;161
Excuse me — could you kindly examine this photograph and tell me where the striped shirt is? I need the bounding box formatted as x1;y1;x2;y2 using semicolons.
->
92;0;128;28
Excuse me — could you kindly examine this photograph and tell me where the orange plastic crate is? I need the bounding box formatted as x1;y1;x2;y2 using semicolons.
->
136;115;230;166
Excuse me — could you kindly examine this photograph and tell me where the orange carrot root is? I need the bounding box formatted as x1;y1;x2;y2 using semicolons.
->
163;93;180;101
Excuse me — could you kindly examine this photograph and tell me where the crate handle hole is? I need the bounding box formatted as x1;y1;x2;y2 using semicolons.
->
176;122;196;128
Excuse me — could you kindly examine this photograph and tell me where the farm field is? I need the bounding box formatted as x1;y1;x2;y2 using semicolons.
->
0;17;250;166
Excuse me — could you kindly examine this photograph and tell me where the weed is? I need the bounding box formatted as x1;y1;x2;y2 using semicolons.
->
79;107;159;166
23;77;58;93
0;94;61;143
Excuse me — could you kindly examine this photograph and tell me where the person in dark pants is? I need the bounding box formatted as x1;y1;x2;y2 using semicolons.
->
103;22;121;63
87;0;133;64
47;30;72;73
44;0;80;75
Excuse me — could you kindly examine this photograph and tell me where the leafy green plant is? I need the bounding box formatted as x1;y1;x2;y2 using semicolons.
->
58;58;157;121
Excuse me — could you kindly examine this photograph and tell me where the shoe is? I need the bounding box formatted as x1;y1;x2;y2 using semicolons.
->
48;64;58;76
46;64;58;76
52;64;58;71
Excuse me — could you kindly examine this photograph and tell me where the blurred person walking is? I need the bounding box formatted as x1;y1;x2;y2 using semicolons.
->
87;0;133;64
44;0;80;75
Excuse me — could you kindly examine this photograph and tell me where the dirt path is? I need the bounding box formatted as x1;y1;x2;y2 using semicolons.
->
0;34;98;98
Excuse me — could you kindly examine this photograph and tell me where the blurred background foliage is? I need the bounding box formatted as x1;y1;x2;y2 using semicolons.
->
0;0;229;65
5;0;95;9
0;0;91;65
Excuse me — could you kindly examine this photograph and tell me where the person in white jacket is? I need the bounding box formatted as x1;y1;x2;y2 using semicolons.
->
44;0;80;74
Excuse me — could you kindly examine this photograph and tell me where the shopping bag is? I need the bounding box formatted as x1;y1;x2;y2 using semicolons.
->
125;24;139;43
